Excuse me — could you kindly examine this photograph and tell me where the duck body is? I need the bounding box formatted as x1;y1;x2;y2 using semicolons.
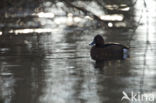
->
90;35;129;61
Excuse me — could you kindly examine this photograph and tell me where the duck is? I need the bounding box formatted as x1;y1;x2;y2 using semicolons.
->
89;34;129;61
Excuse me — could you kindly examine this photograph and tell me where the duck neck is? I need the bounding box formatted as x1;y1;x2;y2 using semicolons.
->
96;44;104;47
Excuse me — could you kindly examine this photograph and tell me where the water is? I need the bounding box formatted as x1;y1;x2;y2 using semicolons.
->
0;0;156;103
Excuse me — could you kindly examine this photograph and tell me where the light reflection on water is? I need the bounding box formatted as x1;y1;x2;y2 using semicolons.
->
0;0;156;103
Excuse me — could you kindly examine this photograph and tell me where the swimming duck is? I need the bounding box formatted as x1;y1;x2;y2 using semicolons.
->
90;35;129;61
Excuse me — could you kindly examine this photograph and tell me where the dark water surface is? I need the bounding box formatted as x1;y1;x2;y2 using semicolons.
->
0;0;156;103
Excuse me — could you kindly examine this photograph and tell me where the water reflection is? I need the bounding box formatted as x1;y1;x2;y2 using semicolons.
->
0;0;156;103
0;70;15;103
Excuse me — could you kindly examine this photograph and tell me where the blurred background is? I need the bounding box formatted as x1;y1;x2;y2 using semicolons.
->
0;0;156;103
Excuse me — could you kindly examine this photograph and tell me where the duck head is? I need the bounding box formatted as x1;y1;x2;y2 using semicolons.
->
89;35;104;46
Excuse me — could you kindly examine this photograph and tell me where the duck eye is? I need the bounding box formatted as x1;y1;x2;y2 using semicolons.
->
97;38;100;41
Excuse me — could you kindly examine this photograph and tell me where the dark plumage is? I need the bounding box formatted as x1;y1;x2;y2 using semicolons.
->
90;35;129;61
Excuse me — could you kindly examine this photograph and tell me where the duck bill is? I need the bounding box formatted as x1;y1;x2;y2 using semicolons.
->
89;40;95;46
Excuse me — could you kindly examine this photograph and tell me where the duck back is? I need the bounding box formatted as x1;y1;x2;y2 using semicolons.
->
90;43;129;61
